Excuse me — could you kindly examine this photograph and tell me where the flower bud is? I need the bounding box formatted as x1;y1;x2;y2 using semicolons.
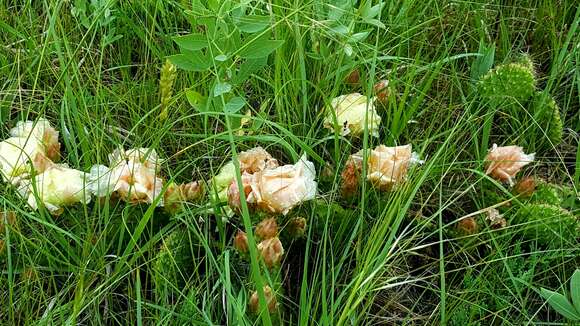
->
287;217;307;238
485;208;507;229
341;157;361;198
257;237;284;268
249;286;277;313
0;239;5;257
373;79;390;103
233;230;249;254
0;211;16;231
255;218;278;240
456;217;478;235
345;69;360;85
514;176;535;198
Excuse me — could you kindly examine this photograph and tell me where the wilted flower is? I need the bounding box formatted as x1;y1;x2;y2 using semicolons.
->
211;147;278;206
238;147;278;174
345;69;360;84
249;286;277;313
323;93;382;137
233;230;249;254
346;144;421;191
287;217;307;238
0;119;60;185
250;155;317;215
164;181;204;214
89;148;164;205
485;144;535;186
23;164;90;215
456;217;478;235
257;237;284;268
255;218;278;240
9;119;60;162
514;176;536;197
373;79;390;103
227;172;255;213
340;156;361;197
485;208;507;229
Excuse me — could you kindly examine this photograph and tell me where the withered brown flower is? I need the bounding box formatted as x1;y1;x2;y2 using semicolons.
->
484;144;534;185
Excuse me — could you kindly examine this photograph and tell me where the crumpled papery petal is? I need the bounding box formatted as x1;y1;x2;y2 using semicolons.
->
349;144;420;191
323;93;382;137
227;172;255;213
10;118;60;161
89;148;164;206
0;119;60;185
23;164;90;215
211;147;278;205
249;155;317;215
238;147;279;174
485;144;535;185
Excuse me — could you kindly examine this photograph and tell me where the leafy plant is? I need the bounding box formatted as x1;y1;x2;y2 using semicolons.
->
168;1;284;118
539;269;580;321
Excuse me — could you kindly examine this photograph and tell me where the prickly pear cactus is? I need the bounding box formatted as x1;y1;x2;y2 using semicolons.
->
530;93;563;147
528;180;565;206
514;204;578;247
478;59;536;105
153;227;193;296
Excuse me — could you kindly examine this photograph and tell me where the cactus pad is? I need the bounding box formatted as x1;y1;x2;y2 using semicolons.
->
478;61;536;105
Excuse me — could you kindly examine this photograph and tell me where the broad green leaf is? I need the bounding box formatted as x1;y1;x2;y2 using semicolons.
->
233;57;267;84
540;288;580;321
215;54;228;62
167;53;210;72
173;34;208;51
361;3;384;20
214;82;232;97
224;97;246;114
327;0;353;20
471;42;495;82
330;24;349;35
235;15;270;33
572;269;580;312
238;40;284;59
185;90;208;112
351;31;369;42
365;18;386;29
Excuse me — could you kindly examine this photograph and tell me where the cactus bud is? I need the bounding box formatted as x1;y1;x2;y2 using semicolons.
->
287;217;307;238
373;79;390;103
0;211;16;231
249;286;277;313
340;157;361;198
181;181;204;202
456;217;478;235
485;208;507;229
233;230;249;254
514;177;536;198
345;69;360;85
255;218;278;240
159;59;177;121
257;237;284;268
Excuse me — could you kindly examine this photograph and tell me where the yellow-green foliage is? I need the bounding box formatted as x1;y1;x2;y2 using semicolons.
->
159;59;177;120
478;60;536;105
514;204;578;247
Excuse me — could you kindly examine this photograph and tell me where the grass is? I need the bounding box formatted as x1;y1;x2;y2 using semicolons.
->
1;0;579;325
